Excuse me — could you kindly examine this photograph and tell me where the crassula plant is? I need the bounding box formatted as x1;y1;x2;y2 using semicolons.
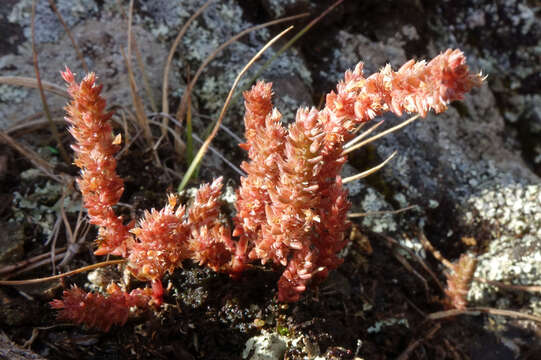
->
50;49;483;331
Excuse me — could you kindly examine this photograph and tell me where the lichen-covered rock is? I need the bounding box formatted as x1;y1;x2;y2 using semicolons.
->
0;331;46;360
136;0;313;125
465;185;541;312
242;331;288;360
8;0;98;44
0;13;179;129
429;0;541;177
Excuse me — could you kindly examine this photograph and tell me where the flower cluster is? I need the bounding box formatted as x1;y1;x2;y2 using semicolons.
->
51;49;483;329
128;178;237;281
50;283;156;332
234;49;483;301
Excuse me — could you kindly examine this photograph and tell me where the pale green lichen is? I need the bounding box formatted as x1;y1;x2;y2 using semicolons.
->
8;0;98;44
10;177;80;237
465;184;541;312
242;330;288;360
359;187;397;233
367;317;409;334
0;84;29;104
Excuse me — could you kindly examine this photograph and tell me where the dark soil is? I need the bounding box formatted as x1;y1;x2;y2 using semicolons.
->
0;132;538;360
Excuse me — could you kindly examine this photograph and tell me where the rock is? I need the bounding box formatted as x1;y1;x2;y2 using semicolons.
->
0;12;179;129
242;331;288;360
0;331;46;360
0;221;25;266
465;185;541;309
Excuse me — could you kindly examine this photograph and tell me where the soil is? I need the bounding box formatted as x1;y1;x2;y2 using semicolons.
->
1;130;538;359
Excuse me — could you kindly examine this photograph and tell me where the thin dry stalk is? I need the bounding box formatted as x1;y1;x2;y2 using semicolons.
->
133;38;157;112
396;323;441;360
418;230;454;270
0;130;63;182
58;220;91;268
6;112;66;135
178;26;294;191
175;12;310;126
175;111;244;143
123;0;153;148
0;259;126;285
0;247;67;276
245;0;344;89
148;118;245;176
342;150;397;183
342;114;420;155
393;250;431;295
50;208;62;274
4;252;67;280
475;278;541;294
344;120;384;149
31;0;69;163
47;0;89;73
161;0;213;136
121;48;155;150
44;216;62;247
0;76;69;98
383;235;446;293
119;109;131;145
427;307;541;323
348;204;418;218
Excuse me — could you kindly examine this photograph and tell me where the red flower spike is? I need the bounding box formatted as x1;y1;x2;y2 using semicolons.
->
445;254;477;310
63;68;132;257
50;284;153;332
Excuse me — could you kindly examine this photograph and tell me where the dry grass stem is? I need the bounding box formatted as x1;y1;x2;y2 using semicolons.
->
123;0;153;148
245;0;344;89
344;120;384;149
0;260;126;285
175;12;310;125
47;0;89;73
120;48;154;148
0;130;63;182
6;114;66;135
383;235;446;293
4;253;67;280
475;278;541;293
396;324;441;360
133;38;157;113
0;247;67;276
427;307;541;323
0;76;69;98
342;114;420;155
147;118;246;177
161;0;213;135
31;0;69;163
348;204;418;218
418;231;454;270
178;26;294;191
342;150;397;184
